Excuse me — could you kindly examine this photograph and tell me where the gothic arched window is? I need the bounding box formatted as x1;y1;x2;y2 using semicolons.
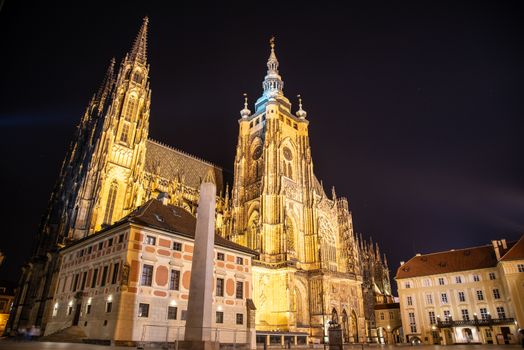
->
103;181;118;225
125;96;137;121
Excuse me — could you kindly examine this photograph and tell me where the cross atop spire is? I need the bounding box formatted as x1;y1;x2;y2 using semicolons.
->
263;36;283;97
129;16;149;64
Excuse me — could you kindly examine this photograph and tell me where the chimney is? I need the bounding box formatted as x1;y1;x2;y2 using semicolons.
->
501;239;507;249
492;240;502;260
157;192;170;206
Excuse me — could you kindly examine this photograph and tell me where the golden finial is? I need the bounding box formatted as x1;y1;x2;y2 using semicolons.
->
297;94;303;109
243;93;248;109
270;36;275;49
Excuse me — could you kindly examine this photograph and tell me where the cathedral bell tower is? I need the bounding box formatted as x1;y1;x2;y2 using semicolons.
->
86;17;151;234
231;37;318;265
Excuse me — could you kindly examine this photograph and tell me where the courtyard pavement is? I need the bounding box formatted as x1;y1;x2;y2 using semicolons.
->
0;341;523;350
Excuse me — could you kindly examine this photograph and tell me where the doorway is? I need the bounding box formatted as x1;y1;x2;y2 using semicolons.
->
72;303;82;326
501;327;510;344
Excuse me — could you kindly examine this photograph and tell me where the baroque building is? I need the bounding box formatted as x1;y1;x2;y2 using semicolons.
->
8;18;393;345
396;237;524;345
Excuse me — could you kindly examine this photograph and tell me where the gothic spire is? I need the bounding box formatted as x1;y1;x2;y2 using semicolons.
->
129;17;149;64
262;36;284;97
94;58;116;110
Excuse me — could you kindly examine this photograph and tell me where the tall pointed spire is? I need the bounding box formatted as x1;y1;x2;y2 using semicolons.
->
94;58;116;111
129;16;149;64
262;36;284;97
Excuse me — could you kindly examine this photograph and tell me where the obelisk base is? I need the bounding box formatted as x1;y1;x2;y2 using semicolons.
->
178;340;219;350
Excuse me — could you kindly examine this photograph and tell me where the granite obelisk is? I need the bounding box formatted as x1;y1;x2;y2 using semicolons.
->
183;170;217;349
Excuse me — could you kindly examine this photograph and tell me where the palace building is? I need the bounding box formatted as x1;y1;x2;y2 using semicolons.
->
396;237;524;345
8;18;393;345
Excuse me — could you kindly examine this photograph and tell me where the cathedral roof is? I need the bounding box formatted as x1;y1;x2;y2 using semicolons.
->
145;139;225;192
395;242;515;279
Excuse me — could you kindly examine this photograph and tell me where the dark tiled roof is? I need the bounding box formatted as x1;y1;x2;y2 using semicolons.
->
122;199;257;256
144;139;225;192
396;245;500;279
500;235;524;261
375;303;400;310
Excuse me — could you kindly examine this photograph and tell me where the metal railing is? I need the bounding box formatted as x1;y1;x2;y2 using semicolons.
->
437;317;515;328
137;325;253;349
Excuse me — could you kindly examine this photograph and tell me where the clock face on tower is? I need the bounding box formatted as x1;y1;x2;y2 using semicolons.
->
283;146;293;161
252;145;263;160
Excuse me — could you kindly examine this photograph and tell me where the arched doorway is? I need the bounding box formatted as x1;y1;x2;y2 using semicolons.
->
350;310;358;343
341;309;349;343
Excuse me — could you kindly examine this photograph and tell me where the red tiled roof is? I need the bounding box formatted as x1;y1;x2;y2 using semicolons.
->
395;245;499;279
500;235;524;261
125;199;257;256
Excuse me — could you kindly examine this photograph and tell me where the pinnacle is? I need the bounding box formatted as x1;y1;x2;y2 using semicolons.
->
129;16;149;64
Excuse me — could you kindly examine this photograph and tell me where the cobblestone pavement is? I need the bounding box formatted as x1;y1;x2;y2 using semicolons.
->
0;341;523;350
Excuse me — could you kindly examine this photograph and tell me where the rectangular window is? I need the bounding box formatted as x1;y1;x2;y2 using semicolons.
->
236;257;243;265
80;271;87;290
106;302;112;313
68;306;73;315
405;282;411;289
407;296;413;306
473;275;480;282
108;238;113;247
408;312;416;333
441;293;448;304
217;252;225;261
236;313;244;325
489;272;496;280
443;310;451;321
173;242;182;251
458;291;466;302
145;236;156;245
380;312;384;320
91;269;98;288
86;304;91;314
480;308;488;320
461;309;470;321
112;263;120;285
216;278;224;297
170;270;180;291
455;276;462;284
476;290;484;301
236;281;243;299
493;288;501;299
428;311;436;325
72;274;79;291
168;306;178;320
101;265;109;287
216;311;224;324
389;311;394;320
426;294;433;305
138;303;149;317
438;277;445;285
423;279;430;287
118;234;124;243
496;306;506;319
141;264;153;286
98;242;104;250
518;264;524;272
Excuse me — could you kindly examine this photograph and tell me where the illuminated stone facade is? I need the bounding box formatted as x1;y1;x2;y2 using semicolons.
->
396;237;524;345
9;18;393;344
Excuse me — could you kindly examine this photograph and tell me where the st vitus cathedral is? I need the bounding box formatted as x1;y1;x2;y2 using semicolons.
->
9;18;394;343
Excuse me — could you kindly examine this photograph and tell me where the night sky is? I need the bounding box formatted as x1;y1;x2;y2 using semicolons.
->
1;1;523;291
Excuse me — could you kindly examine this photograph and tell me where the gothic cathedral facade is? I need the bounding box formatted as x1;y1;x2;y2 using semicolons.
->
8;18;392;343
